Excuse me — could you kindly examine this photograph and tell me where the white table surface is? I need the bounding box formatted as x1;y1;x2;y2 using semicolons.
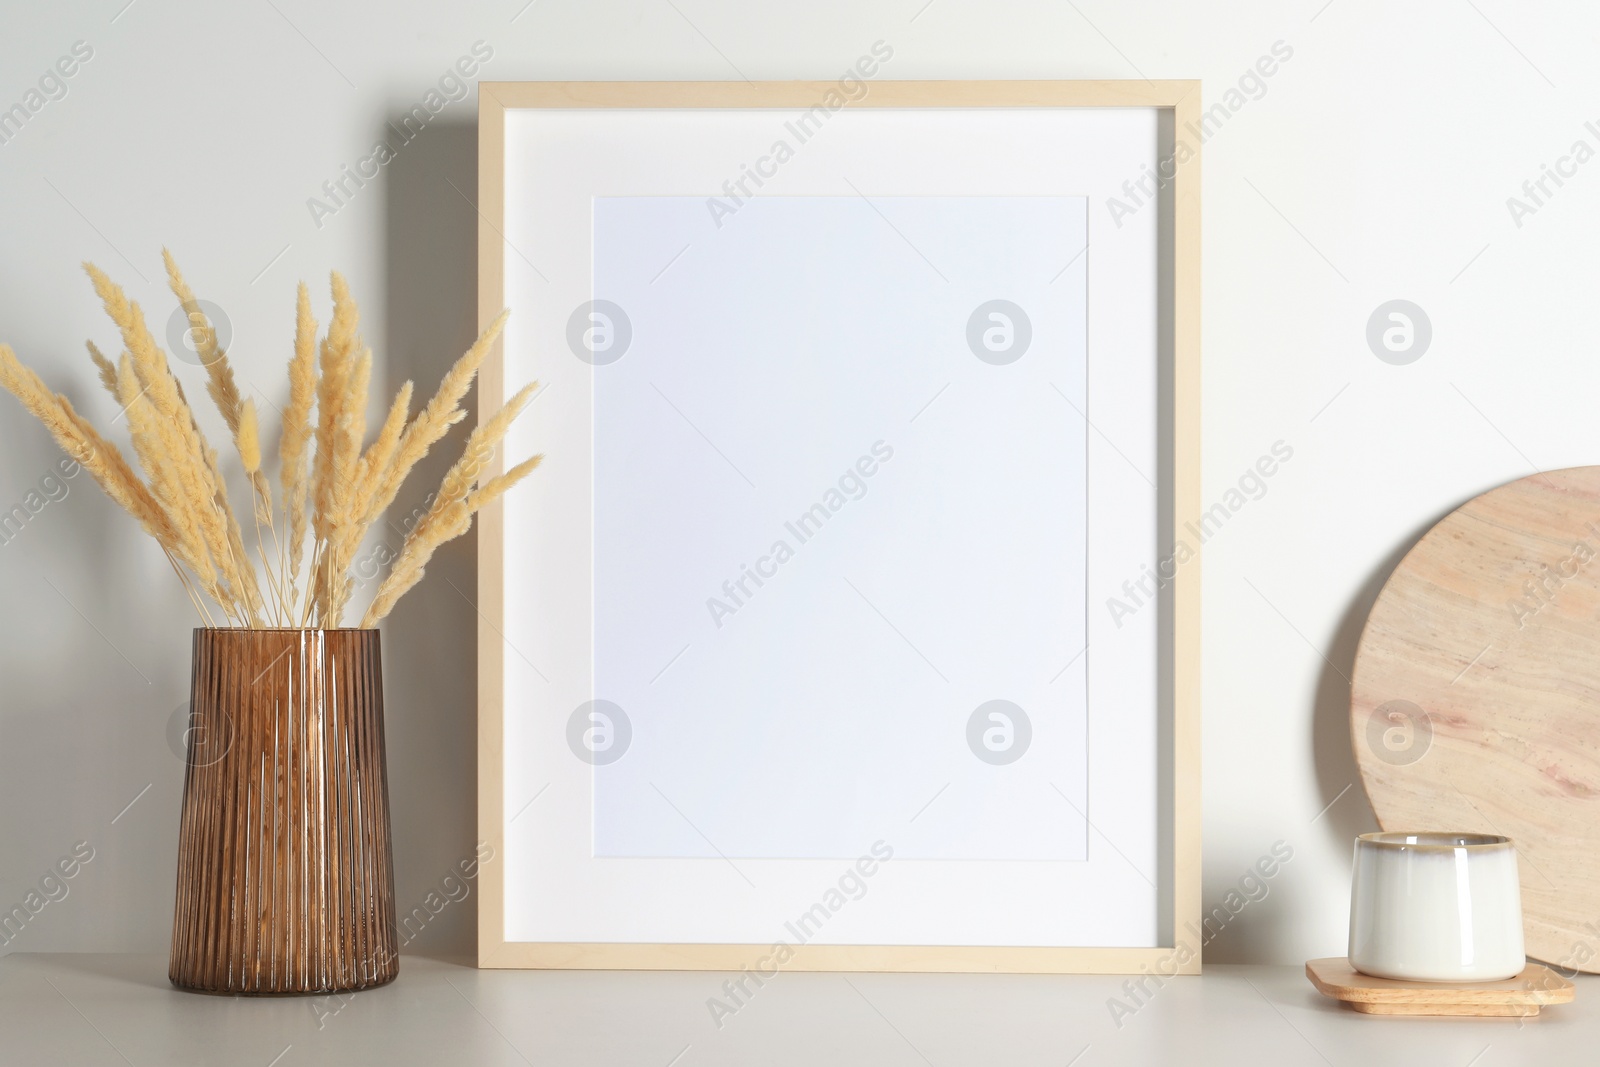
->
0;954;1592;1066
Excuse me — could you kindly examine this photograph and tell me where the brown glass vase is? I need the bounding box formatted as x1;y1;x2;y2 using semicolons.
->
170;628;398;994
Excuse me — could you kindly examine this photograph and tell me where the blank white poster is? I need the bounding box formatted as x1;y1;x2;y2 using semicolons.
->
588;195;1089;861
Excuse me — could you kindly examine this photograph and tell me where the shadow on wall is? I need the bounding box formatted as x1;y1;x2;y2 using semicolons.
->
1207;504;1456;964
1308;505;1461;851
379;116;482;958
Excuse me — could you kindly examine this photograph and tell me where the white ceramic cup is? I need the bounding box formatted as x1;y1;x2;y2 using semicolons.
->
1348;832;1525;982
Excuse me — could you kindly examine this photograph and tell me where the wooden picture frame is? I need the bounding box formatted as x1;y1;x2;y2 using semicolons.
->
476;80;1201;973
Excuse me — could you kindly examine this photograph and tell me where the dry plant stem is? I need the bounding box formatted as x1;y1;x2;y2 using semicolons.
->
214;445;264;626
308;273;360;625
299;546;321;628
164;250;243;435
247;473;288;627
281;283;319;618
86;265;255;622
162;543;215;628
359;503;471;627
356;453;542;628
360;310;509;533
198;411;263;621
0;261;540;630
113;356;221;599
359;448;542;628
116;358;236;623
86;341;118;396
311;273;359;544
334;380;413;590
358;381;413;505
0;345;227;627
0;347;171;549
466;455;543;513
407;380;540;550
236;399;290;624
109;272;253;623
171;250;269;624
324;348;371;623
60;397;225;620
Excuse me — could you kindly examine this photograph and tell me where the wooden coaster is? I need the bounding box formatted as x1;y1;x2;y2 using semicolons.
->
1306;958;1574;1017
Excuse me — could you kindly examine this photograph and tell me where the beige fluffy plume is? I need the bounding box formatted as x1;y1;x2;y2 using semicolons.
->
280;282;319;612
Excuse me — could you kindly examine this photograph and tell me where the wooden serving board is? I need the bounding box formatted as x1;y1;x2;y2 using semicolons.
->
1306;958;1574;1017
1351;466;1600;974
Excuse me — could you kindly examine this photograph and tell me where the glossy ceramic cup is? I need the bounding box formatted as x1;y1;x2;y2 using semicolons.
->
1349;832;1525;982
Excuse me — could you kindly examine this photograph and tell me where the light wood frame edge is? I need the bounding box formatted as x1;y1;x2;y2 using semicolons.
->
477;80;1201;974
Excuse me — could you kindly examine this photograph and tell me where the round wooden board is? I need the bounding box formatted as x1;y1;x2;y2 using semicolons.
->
1351;466;1600;974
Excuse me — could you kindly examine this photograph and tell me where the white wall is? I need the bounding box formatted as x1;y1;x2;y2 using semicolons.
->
1;0;1591;965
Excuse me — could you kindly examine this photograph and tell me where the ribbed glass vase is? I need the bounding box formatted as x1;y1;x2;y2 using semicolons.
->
170;628;398;994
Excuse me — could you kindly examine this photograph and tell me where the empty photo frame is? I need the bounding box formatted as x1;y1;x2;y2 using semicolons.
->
477;81;1200;973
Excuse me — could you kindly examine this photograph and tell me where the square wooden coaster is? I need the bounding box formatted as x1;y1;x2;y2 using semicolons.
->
1306;958;1574;1017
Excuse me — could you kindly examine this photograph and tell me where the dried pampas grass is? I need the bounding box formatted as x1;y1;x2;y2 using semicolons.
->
0;255;541;629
